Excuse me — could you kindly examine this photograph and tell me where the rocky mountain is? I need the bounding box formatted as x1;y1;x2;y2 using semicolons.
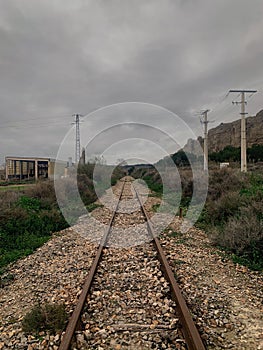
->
183;136;204;156
183;109;263;154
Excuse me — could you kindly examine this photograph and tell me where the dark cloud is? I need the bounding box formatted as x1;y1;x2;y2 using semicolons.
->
0;0;262;164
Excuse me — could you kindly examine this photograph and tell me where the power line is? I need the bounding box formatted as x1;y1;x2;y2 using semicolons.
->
208;93;239;123
0;121;70;129
0;114;72;130
0;114;72;127
204;90;231;113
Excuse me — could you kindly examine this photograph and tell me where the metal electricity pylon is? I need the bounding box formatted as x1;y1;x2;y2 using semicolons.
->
72;114;82;163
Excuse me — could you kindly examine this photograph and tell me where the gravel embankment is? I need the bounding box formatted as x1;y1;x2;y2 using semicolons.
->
0;230;97;349
0;178;262;349
160;223;263;350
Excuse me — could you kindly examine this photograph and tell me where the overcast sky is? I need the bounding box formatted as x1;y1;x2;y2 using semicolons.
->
1;0;263;165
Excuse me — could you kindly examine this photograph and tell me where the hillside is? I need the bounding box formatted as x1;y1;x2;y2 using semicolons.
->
183;109;263;154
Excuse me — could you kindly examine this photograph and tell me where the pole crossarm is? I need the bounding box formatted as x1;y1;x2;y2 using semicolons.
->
229;90;257;93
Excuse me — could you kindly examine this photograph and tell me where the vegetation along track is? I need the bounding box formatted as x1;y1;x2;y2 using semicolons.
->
59;177;205;350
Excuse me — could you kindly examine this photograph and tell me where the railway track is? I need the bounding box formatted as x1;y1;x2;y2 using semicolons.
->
59;177;206;350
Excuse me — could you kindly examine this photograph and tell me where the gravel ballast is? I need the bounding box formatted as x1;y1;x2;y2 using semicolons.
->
0;178;262;349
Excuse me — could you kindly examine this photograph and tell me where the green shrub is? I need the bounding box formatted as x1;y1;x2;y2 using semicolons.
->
77;174;96;206
199;169;263;270
0;273;15;288
86;203;103;212
201;191;244;226
209;144;263;163
211;205;263;270
26;181;57;207
22;303;67;334
142;174;163;194
0;166;124;271
207;168;246;201
77;163;95;179
17;196;42;211
0;181;68;272
131;166;263;270
209;145;241;163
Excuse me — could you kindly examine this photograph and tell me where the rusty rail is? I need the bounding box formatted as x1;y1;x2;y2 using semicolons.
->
133;182;206;350
58;180;126;350
59;177;206;350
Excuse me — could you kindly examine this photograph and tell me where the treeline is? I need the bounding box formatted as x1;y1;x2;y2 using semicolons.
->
155;144;263;168
209;144;263;163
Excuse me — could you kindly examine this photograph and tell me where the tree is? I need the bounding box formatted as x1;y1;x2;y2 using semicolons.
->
248;144;263;163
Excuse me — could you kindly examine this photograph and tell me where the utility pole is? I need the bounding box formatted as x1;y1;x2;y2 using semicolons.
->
200;109;211;171
229;90;257;172
72;114;82;164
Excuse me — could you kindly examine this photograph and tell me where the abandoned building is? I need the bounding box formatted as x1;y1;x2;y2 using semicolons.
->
5;156;66;180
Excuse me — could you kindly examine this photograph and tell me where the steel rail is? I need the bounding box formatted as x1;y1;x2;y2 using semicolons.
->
58;179;126;350
132;182;206;350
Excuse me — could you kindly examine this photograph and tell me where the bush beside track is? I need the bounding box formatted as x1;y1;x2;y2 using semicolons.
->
0;164;125;274
198;168;263;271
0;181;68;274
131;166;263;271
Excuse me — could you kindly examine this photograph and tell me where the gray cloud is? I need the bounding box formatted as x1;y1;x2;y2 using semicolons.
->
0;0;263;164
